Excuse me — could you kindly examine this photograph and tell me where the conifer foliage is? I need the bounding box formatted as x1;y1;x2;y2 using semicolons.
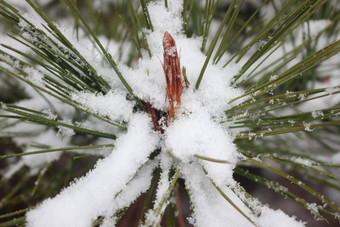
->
0;0;339;226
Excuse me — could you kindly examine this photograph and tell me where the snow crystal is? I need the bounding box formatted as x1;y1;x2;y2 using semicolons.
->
298;93;306;100
306;203;319;213
258;39;268;49
57;126;75;138
325;86;340;95
55;119;75;138
303;122;313;132
42;109;58;120
26;114;160;227
297;87;340;112
311;110;324;118
288;120;296;125
248;132;257;140
270;75;278;81
306;203;322;219
291;157;314;166
25;67;45;86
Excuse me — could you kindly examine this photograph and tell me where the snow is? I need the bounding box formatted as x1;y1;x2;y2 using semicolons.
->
243;17;337;89
0;35;31;63
306;203;319;216
303;122;313;132
181;163;252;227
26;113;160;227
4;129;70;178
257;206;305;227
147;0;183;44
71;90;134;123
154;152;173;207
23;129;70;169
57;121;75;138
1;79;78;177
311;110;324;118
22;0;246;224
182;163;305;227
291;157;314;166
0;0;329;226
144;154;172;225
325;87;340;95
101;160;158;226
165;110;238;186
6;0;52;8
42;109;58;120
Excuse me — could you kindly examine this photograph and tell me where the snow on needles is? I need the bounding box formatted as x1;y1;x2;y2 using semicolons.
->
182;163;252;227
165;110;238;186
26;114;159;227
24;0;305;226
71;90;134;122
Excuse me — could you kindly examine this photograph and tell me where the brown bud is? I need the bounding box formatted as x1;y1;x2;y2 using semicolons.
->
163;31;183;121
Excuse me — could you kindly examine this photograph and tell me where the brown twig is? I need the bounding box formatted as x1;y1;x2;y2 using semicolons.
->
176;183;186;227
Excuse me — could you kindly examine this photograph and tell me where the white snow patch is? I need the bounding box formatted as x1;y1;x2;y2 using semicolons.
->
26;113;160;227
144;156;172;225
182;163;252;227
71;90;134;122
165;110;238;186
257;206;305;227
291;157;314;166
1;1;314;226
311;110;324;118
101;160;158;226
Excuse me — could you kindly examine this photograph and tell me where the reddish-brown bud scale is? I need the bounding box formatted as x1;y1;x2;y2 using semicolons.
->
146;101;164;133
146;32;184;132
163;31;184;120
